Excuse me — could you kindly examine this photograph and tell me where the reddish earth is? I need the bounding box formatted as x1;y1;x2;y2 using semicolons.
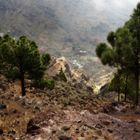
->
0;75;140;140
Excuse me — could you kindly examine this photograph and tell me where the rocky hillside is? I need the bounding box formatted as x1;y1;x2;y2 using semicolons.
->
0;74;140;140
46;57;94;91
24;107;140;140
0;73;108;139
0;55;140;140
0;0;139;77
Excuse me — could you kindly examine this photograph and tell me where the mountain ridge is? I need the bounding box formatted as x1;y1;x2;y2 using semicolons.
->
0;0;139;78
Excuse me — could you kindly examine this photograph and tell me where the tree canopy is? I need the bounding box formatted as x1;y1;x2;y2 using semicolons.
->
96;3;140;105
0;35;50;96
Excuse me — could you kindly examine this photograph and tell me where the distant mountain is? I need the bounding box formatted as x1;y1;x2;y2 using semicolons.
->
0;0;139;78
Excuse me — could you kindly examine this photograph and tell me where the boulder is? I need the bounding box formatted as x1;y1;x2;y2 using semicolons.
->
59;136;72;140
102;120;111;126
0;128;3;135
62;126;71;131
0;103;6;110
26;119;41;135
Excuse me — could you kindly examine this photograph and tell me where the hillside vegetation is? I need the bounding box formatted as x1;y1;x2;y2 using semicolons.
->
96;3;140;105
0;1;140;140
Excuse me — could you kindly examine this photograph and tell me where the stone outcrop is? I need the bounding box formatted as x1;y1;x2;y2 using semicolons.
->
47;57;94;92
47;57;72;79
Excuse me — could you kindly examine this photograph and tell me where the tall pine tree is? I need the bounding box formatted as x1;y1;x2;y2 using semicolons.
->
0;35;48;96
96;3;140;105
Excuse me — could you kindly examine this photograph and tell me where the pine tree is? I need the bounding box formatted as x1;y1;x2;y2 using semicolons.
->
0;35;47;96
96;3;140;105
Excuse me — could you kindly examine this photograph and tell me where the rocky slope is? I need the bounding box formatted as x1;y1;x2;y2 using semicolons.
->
46;57;94;91
0;74;109;140
24;107;140;140
0;73;140;140
46;56;113;94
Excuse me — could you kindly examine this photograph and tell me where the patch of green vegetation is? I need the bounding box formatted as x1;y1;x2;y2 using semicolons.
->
54;68;67;82
32;79;55;90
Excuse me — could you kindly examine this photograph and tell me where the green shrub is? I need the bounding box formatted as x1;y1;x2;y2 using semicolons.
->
5;68;20;81
57;68;67;82
45;79;55;90
32;79;55;90
41;53;51;65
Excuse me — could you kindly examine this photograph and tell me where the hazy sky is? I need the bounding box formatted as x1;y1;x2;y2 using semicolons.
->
90;0;139;9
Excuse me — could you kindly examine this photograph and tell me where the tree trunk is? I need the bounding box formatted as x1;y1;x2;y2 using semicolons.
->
19;63;26;96
134;53;139;106
117;79;121;102
124;75;128;102
117;72;121;103
135;72;139;106
118;89;120;102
